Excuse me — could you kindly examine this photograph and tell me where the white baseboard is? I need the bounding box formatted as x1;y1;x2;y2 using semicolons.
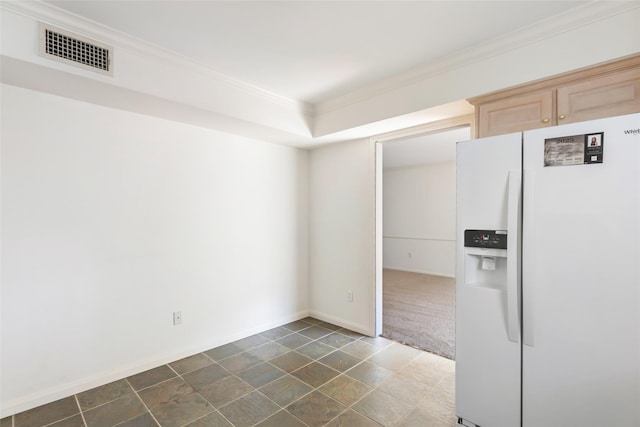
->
307;310;374;337
0;310;309;418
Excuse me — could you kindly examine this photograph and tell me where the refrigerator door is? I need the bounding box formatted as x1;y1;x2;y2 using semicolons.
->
456;133;522;427
522;113;640;427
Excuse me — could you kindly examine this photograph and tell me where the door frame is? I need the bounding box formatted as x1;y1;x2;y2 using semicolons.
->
371;114;474;336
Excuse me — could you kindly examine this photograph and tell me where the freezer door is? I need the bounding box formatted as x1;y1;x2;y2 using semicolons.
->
522;113;640;427
456;133;522;427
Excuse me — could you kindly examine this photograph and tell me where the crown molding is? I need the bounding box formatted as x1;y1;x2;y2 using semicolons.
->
315;1;639;117
1;0;315;117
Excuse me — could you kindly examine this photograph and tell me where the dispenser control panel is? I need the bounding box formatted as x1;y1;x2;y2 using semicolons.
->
464;230;507;249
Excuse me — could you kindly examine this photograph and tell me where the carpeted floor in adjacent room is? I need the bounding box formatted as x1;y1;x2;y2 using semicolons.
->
382;269;455;360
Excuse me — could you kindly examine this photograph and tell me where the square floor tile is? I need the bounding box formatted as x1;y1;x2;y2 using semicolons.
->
49;414;85;427
415;389;456;424
259;375;313;407
319;350;361;372
398;356;446;387
149;392;213;427
199;376;254;408
255;410;307;427
260;326;293;340
298;326;333;340
0;418;11;427
217;352;262;374
286;391;346;427
337;329;366;339
377;373;431;406
138;377;195;409
276;333;312;350
360;336;394;350
14;396;79;427
317;333;355;349
281;320;312;332
183;364;231;390
314;321;342;331
218;391;279;427
318;375;373;406
397;408;453;427
341;340;379;359
346;362;394;387
352;390;411;427
246;342;290;361
83;394;147;427
291;362;340;388
128;365;176;391
237;362;285;388
77;379;133;410
326;409;382;427
295;341;336;360
368;344;421;371
204;343;244;361
233;334;271;350
299;317;322;325
117;413;159;427
269;351;313;373
435;368;455;395
185;412;233;427
169;353;213;375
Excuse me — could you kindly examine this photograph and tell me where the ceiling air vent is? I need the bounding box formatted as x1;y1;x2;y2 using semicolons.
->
39;23;113;76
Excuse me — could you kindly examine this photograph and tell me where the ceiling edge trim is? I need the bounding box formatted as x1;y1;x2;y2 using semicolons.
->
315;1;638;116
1;1;315;118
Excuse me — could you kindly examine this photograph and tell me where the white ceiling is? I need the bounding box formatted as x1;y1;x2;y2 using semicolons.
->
383;126;471;169
46;1;589;105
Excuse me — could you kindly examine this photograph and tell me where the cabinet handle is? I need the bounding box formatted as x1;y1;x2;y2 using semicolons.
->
559;114;566;120
542;117;550;123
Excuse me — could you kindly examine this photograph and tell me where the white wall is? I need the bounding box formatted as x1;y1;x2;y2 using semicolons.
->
0;84;309;416
309;139;376;335
383;162;456;277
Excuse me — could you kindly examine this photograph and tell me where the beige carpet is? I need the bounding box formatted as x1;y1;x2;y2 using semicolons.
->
382;269;455;360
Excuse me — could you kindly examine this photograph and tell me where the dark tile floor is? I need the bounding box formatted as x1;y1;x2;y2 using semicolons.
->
1;317;456;427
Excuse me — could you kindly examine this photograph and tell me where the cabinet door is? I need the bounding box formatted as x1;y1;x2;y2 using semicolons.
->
477;91;553;137
557;68;640;124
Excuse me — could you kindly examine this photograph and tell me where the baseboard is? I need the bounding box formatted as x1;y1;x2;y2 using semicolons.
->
307;310;374;337
383;265;455;279
0;310;309;418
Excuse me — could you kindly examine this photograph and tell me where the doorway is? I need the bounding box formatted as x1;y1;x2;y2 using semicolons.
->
374;123;471;360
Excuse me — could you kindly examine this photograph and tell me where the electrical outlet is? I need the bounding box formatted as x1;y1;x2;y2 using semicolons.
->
173;311;182;325
408;252;413;258
347;291;353;302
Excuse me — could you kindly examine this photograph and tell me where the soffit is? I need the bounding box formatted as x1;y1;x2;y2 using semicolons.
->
46;1;589;104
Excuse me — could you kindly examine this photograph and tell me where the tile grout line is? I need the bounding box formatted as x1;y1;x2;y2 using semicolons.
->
73;395;88;427
124;377;163;427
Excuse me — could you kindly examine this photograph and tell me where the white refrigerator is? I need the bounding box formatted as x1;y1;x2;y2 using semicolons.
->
455;113;640;427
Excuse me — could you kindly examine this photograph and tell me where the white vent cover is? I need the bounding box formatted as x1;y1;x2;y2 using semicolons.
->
39;23;113;76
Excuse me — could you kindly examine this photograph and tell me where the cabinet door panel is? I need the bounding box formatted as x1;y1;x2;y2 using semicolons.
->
478;91;553;137
557;68;640;124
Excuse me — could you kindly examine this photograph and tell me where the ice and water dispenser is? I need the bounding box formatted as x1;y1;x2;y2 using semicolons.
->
463;229;508;290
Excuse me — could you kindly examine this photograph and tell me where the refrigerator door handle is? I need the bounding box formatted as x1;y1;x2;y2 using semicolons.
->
523;169;535;347
507;170;522;343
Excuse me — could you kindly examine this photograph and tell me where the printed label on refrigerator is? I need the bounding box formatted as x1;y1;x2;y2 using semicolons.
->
544;132;604;167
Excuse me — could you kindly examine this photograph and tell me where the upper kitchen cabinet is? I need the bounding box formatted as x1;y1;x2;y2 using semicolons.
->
469;54;640;138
